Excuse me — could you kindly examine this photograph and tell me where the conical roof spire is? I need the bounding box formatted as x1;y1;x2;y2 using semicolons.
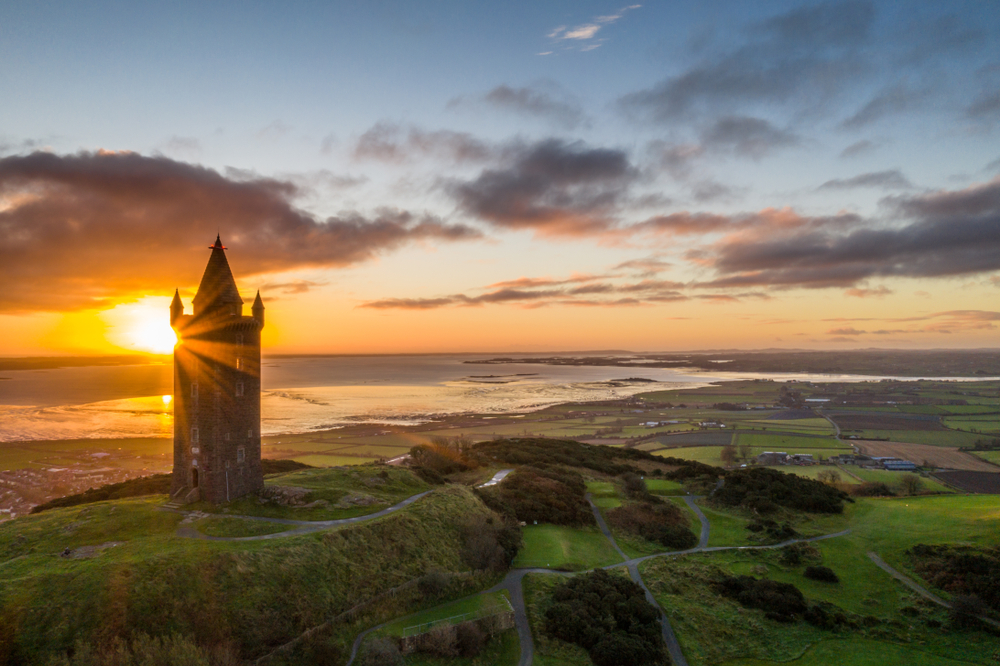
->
192;235;243;315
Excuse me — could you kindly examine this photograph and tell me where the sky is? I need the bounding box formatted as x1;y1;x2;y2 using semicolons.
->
2;0;1000;356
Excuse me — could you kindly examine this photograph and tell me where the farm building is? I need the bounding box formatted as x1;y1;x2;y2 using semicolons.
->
756;451;788;465
789;453;815;464
883;460;918;471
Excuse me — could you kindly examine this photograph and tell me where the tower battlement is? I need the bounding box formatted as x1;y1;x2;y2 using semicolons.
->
170;236;264;504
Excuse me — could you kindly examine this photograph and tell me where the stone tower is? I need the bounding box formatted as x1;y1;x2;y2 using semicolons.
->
170;235;265;504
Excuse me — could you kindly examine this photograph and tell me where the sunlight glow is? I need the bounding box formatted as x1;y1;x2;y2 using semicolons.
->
162;395;172;406
100;296;178;354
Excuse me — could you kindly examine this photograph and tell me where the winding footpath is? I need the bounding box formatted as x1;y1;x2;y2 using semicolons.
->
170;490;434;541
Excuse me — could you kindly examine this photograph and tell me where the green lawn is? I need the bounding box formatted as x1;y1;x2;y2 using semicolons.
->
645;478;685;495
970;449;1000;465
378;590;511;637
512;524;624;571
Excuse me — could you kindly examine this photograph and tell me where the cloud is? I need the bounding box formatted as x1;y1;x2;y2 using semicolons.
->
695;178;1000;290
700;116;800;159
819;169;912;190
618;1;874;121
257;279;326;295
828;327;866;335
845;286;892;298
447;139;637;236
841;82;932;128
353;123;491;163
839;140;877;158
967;90;1000;119
613;257;671;277
0;151;480;313
160;136;202;155
449;83;586;128
546;5;641;51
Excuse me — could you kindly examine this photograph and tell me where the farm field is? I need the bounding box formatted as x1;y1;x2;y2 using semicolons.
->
851;440;998;472
776;465;860;484
933;470;1000;494
846;428;986;448
970;449;1000;465
722;639;981;666
846;466;952;494
733;432;846;450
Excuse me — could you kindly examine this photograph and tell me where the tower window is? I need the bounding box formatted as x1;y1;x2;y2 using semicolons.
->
247;429;253;439
191;446;199;454
237;447;246;463
191;382;198;399
236;382;244;396
236;357;244;370
191;427;199;444
224;432;230;441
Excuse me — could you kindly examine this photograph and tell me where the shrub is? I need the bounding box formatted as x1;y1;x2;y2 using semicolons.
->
851;482;895;497
803;601;850;629
778;542;819;566
897;473;923;496
460;514;523;571
746;518;797;541
715;575;807;622
358;637;403;666
909;544;1000;614
544;570;664;666
409;443;473;476
417;570;452;598
455;623;486;658
804;565;840;583
418;625;458;657
949;595;990;629
619;473;647;498
714;467;851;514
477;466;593;526
607;502;697;550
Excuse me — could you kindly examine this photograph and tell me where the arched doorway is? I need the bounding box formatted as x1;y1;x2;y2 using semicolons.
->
191;467;199;488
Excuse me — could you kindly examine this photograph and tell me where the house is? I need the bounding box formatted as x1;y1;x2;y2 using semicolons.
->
756;451;788;465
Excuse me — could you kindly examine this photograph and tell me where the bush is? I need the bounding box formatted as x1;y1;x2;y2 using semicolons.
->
544;570;664;666
409;442;473;476
715;575;807;622
607;502;697;550
778;542;819;566
803;601;851;629
804;565;840;583
46;634;213;666
897;473;923;496
619;473;647;498
949;595;990;629
418;625;458;657
714;467;851;514
851;482;895;497
746;518;797;541
417;570;452;598
460;514;522;572
909;544;1000;614
477;466;593;526
455;623;486;658
358;637;403;666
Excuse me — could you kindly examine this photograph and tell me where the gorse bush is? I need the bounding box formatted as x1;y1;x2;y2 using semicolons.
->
714;575;807;622
543;570;664;666
804;565;840;583
909;544;1000;613
851;482;896;497
714;467;851;514
607;502;697;550
476;466;593;526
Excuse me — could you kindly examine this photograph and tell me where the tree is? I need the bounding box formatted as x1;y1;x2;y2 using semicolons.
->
720;444;738;466
738;441;753;462
817;470;841;484
898;474;923;496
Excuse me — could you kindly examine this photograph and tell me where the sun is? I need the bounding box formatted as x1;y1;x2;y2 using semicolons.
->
101;296;178;354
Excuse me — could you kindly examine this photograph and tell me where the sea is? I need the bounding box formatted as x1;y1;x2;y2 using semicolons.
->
0;354;983;443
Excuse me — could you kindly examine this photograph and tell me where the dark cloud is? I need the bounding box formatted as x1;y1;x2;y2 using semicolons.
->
618;1;874;121
839;140;877;158
257;279;326;295
696;178;1000;290
447;139;637;236
700;116;800;159
841;83;932;128
819;169;912;190
353;123;492;163
967;91;1000;119
450;83;586;129
0;150;480;313
827;327;866;335
845;286;892;298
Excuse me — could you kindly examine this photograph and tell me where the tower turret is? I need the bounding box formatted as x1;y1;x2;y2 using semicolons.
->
170;289;184;326
252;290;265;328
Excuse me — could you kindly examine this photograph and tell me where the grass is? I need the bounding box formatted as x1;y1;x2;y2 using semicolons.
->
0;485;503;663
655;445;849;468
970;449;1000;465
512;524;623;571
698;501;754;548
848;467;952;494
187;464;430;521
377;590;510;637
734;432;847;450
645;478;686;495
192;516;291;538
522;573;596;666
851;429;987;448
639;495;1000;666
401;629;519;666
775;465;861;485
722;638;988;666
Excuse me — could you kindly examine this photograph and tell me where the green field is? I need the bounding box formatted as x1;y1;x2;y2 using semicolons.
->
655;444;849;468
776;465;860;484
512;524;624;571
378;590;511;637
193;516;292;538
970;449;1000;465
641;495;1000;666
847;467;952;493
733;432;846;451
851;429;986;448
723;638;984;666
645;478;685;495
